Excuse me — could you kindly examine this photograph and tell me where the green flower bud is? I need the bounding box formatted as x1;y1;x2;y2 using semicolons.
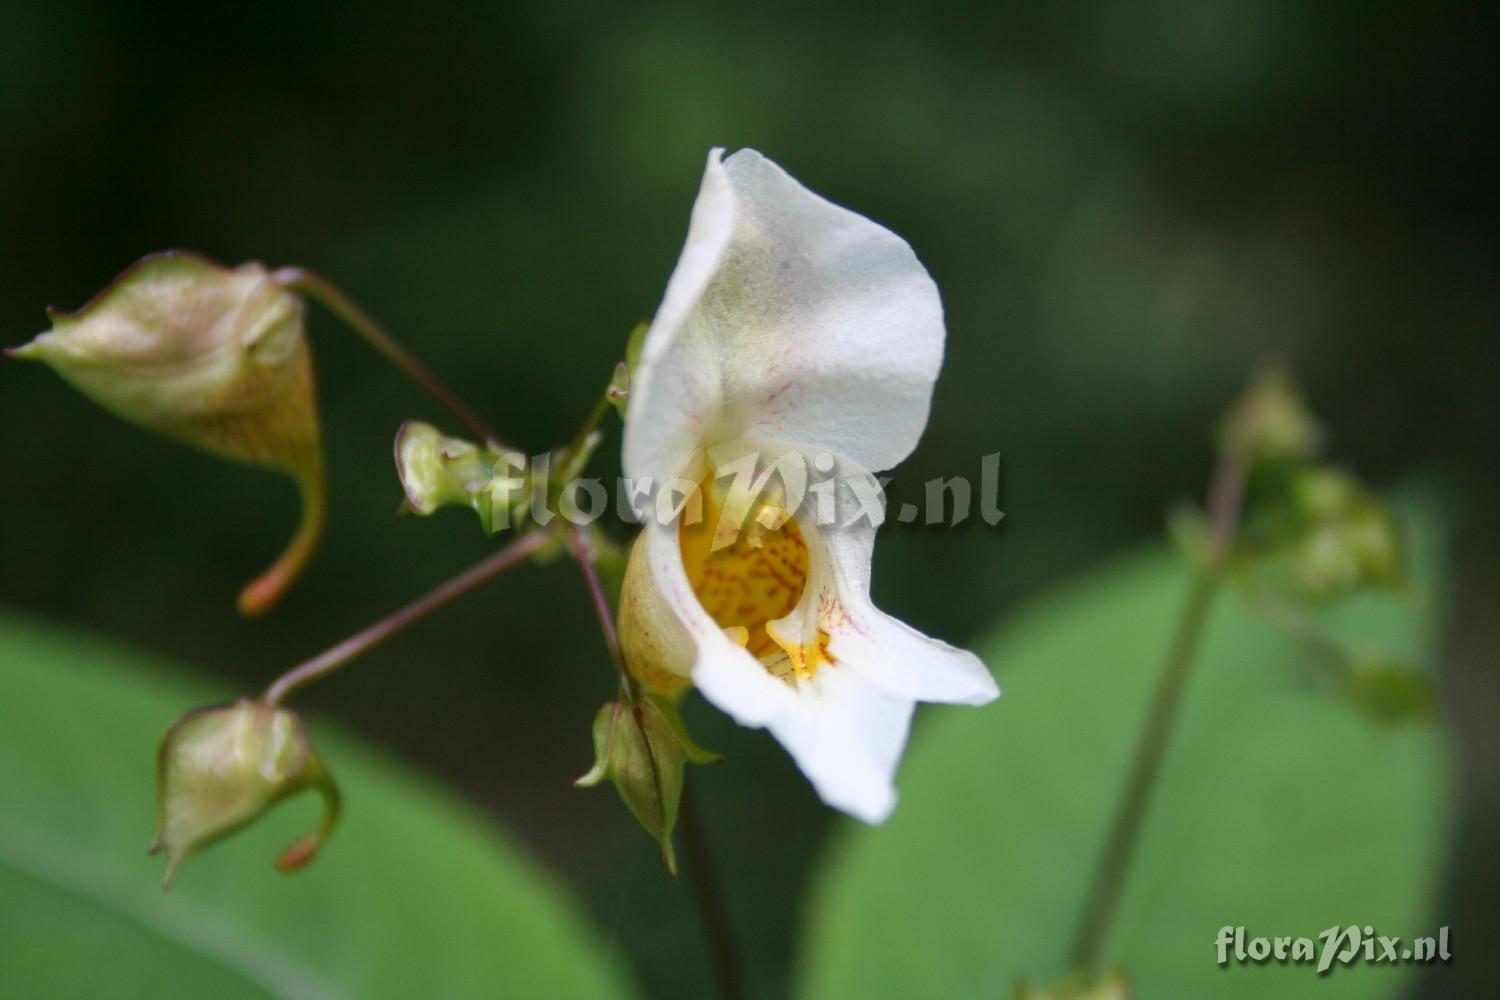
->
8;251;325;615
1288;470;1405;599
149;698;339;888
1341;503;1405;587
1289;466;1360;520
607;361;631;414
1223;367;1321;469
608;321;650;417
394;420;523;533
576;694;722;875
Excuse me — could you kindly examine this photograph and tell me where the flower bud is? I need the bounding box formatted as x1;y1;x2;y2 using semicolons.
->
608;321;650;417
1288;466;1359;520
1223;367;1321;469
394;420;523;534
1287;469;1405;599
576;694;721;875
148;698;339;888
7;251;326;615
607;361;631;414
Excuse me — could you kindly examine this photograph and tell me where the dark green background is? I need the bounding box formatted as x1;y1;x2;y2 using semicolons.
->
1;3;1494;997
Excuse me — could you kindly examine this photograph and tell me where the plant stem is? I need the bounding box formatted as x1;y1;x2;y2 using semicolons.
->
552;388;614;490
1066;441;1250;975
273;266;502;445
555;386;740;996
1065;573;1221;973
563;525;636;703
261;529;548;706
679;782;744;1000
566;393;612;466
565;525;740;997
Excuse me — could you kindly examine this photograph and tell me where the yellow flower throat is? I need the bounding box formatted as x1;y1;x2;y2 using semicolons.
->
679;473;833;684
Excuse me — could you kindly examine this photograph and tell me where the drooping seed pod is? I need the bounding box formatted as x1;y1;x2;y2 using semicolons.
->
149;698;339;888
8;251;325;615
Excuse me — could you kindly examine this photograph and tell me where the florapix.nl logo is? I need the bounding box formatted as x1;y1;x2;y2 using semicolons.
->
1216;924;1452;975
435;443;1007;539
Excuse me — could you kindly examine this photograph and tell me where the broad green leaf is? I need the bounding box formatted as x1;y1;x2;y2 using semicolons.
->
800;493;1452;999
0;613;635;1000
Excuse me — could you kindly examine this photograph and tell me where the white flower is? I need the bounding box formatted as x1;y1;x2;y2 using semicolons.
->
617;148;998;823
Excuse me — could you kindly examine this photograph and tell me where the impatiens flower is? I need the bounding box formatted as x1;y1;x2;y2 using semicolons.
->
616;148;998;823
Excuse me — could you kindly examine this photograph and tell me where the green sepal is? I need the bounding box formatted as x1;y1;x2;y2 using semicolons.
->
575;694;721;875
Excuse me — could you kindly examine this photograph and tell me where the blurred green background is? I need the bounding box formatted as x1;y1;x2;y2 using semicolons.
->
1;2;1494;997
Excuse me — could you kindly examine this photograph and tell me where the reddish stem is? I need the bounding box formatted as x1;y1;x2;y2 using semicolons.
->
262;529;548;706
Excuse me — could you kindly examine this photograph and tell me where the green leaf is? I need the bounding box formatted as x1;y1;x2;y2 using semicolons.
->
0;613;635;1000
800;492;1453;999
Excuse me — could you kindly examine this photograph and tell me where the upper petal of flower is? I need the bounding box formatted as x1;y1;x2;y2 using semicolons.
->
625;148;948;484
624;149;737;487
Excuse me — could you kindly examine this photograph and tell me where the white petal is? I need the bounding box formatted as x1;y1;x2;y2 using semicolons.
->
753;663;914;825
625;147;947;482
779;453;1000;707
624;149;736;485
638;496;911;824
685;451;994;823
